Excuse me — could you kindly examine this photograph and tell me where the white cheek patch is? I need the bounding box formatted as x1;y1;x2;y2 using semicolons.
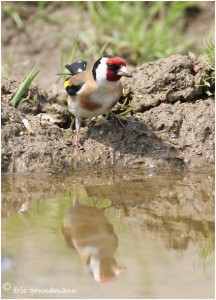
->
100;57;108;64
95;58;108;84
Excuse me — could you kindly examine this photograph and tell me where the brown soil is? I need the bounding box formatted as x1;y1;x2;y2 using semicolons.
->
1;53;214;173
1;2;215;174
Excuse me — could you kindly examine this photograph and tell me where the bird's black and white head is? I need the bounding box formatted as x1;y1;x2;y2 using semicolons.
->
92;55;132;84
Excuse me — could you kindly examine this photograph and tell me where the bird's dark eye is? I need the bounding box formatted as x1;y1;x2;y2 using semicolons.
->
107;63;119;72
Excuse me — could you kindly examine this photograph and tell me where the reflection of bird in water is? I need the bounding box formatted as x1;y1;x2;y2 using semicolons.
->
61;187;125;282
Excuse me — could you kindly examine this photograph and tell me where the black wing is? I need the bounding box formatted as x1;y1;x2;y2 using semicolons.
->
65;60;87;76
65;83;84;96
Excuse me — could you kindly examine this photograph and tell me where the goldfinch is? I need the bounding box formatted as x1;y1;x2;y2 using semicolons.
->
63;55;132;148
62;189;125;282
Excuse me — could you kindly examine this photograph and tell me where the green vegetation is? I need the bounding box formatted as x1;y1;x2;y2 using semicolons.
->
2;1;207;65
201;36;215;70
10;66;40;106
197;37;215;96
75;1;194;65
2;4;23;28
197;222;215;272
3;1;214;104
3;1;194;67
202;38;215;96
110;97;134;119
2;0;199;101
60;43;78;81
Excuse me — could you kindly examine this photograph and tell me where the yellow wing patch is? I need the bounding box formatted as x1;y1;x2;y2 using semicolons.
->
64;80;69;88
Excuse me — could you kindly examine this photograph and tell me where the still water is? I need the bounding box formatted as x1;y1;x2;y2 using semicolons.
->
1;169;215;299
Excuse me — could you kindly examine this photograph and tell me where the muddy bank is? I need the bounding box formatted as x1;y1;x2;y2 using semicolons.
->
1;54;215;173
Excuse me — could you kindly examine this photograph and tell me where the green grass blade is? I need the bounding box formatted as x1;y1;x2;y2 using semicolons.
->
10;66;40;106
60;42;77;80
3;6;23;28
66;43;77;64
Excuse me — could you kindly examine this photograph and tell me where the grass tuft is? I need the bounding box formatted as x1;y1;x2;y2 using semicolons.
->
76;1;194;65
197;222;215;272
48;2;195;67
60;43;78;81
10;66;40;106
197;36;215;96
200;36;215;70
3;4;23;28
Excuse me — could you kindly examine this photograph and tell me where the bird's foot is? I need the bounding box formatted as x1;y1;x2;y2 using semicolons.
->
110;111;126;128
73;139;83;150
73;125;84;150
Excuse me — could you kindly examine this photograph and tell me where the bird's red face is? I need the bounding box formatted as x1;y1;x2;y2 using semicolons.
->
92;55;132;84
106;56;132;82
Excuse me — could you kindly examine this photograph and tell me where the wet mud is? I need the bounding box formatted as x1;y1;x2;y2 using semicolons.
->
1;54;215;173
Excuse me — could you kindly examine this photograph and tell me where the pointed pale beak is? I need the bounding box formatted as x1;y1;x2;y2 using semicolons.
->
117;65;133;77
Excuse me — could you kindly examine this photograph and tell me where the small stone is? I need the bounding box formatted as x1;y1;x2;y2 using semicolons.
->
193;64;201;73
171;138;178;145
65;139;72;145
20;131;24;136
195;149;202;155
188;50;196;61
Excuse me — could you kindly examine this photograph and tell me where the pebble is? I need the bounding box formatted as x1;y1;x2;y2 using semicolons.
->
65;139;72;145
171;138;178;145
195;149;202;155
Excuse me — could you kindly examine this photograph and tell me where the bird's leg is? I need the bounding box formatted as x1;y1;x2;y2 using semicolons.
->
73;185;78;206
109;111;125;128
74;117;82;149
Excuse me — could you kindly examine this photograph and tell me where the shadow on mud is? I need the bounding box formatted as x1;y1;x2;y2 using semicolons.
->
86;116;186;168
